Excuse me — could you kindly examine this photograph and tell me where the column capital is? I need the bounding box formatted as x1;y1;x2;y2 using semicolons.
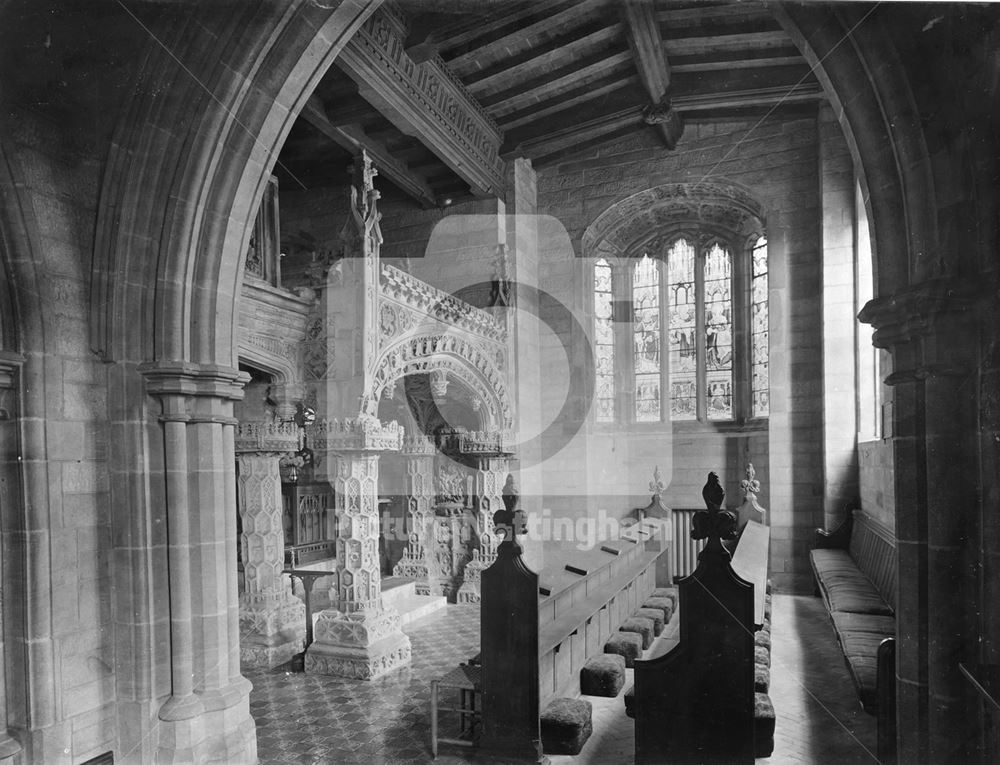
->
139;360;250;400
857;276;984;350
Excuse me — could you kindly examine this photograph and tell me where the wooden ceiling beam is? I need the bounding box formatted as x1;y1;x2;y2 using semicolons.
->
622;0;682;149
664;30;792;57
503;81;825;158
657;2;772;29
533;124;643;168
502;106;642;158
466;24;624;94
672;82;825;111
447;0;608;75
499;73;639;131
300;96;438;208
404;0;564;63
671;53;804;73
483;50;633;115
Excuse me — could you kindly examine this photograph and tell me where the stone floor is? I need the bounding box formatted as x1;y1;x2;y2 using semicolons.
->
247;594;878;764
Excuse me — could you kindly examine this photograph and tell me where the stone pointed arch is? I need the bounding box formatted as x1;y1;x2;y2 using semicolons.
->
91;0;382;368
365;332;513;431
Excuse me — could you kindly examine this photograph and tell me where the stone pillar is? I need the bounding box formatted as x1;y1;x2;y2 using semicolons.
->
234;420;307;668
141;362;256;765
457;445;510;604
0;356;23;764
305;417;411;680
860;281;980;763
392;436;436;594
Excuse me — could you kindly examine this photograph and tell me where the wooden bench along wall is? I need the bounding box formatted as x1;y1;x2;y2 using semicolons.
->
634;473;771;763
811;509;897;762
479;517;668;761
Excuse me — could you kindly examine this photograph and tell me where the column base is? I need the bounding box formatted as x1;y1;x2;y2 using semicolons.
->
240;630;305;670
156;682;256;764
239;594;307;669
304;606;411;680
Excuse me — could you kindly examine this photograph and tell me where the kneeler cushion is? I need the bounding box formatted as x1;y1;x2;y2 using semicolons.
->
604;633;642;667
650;587;678;610
641;596;675;623
755;661;770;693
580;654;626;697
624;684;635;718
541;697;593;755
619;616;655;649
634;607;665;636
755;692;776;757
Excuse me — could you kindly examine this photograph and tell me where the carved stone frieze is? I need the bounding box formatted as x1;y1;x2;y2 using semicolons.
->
308;416;404;453
380;264;508;343
234;420;301;454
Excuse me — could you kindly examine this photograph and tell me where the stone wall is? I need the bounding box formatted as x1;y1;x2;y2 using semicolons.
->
536;115;825;591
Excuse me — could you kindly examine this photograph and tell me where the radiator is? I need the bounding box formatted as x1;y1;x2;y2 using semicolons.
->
671;508;706;580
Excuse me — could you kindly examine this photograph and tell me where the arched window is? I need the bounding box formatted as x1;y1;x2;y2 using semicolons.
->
592;232;767;425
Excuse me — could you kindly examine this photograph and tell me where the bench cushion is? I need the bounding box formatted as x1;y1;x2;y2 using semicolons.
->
541;698;593;755
580;654;626;697
811;549;893;616
831;613;895;714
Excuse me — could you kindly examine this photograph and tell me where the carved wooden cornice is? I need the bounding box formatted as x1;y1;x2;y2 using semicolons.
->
338;9;505;197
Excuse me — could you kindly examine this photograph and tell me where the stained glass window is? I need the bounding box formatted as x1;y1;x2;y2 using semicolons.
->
704;243;733;420
666;239;696;421
594;258;615;422
751;236;769;417
633;255;661;422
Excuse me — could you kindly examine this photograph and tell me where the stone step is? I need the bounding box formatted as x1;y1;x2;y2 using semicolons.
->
381;576;417;610
394;593;448;627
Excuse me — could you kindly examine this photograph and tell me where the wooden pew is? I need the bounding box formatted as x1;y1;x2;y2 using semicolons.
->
478;499;667;761
634;472;772;763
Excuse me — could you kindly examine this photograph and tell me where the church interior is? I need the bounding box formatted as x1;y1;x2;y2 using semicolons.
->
0;0;998;762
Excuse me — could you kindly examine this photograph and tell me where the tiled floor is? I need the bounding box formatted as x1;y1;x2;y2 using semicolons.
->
247;594;878;764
